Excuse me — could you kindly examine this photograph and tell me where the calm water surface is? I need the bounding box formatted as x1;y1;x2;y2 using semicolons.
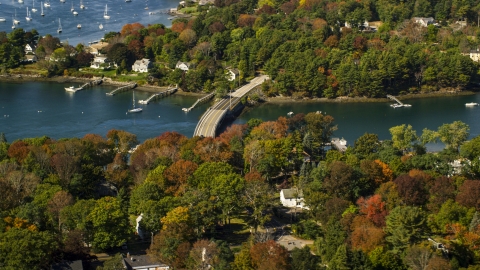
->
0;0;178;45
1;81;480;147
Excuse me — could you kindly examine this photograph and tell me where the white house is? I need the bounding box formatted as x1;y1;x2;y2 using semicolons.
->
413;17;434;27
280;188;308;209
90;56;109;69
175;61;191;71
132;58;152;73
25;44;36;54
227;68;239;81
469;50;480;62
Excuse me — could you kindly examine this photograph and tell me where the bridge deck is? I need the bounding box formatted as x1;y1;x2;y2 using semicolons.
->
193;75;268;137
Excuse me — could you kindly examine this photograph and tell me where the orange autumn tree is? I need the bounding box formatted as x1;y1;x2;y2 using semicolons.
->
3;217;38;232
350;216;385;253
194;137;233;163
163;160;198;196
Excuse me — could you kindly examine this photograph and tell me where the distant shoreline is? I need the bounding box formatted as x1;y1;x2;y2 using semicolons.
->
0;73;477;101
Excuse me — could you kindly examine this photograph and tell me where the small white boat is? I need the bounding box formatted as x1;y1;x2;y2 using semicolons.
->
465;102;479;106
98;23;103;29
65;86;83;92
287;111;294;116
31;0;37;12
13;10;20;24
60;0;65;2
128;91;143;113
125;0;131;2
57;18;62;33
77;23;81;29
11;16;15;29
390;104;403;108
18;0;24;3
79;0;84;8
144;6;148;9
103;4;110;19
70;2;74;11
43;1;50;7
73;10;78;15
0;17;6;22
25;7;32;21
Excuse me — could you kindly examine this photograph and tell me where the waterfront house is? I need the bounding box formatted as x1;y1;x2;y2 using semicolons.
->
331;137;348;152
25;44;36;54
280;188;308;209
90;56;110;69
175;61;192;71
123;254;169;270
132;59;152;73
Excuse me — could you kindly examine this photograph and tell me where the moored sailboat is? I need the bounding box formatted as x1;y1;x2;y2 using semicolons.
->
128;91;143;113
57;18;62;33
103;4;110;19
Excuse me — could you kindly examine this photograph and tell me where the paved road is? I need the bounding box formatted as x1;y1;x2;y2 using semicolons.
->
193;75;269;137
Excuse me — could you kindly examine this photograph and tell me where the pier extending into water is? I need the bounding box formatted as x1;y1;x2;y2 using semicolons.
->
81;79;103;89
182;93;215;112
387;95;411;108
138;86;177;104
106;83;137;96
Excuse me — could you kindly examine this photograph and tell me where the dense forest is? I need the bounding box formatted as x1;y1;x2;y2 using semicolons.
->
2;0;480;98
1;113;480;269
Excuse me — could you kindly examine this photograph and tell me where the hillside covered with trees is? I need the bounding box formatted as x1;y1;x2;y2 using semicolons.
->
1;113;480;269
2;0;480;98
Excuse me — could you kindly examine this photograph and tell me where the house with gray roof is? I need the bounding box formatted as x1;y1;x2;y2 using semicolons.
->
132;59;152;73
280;188;308;209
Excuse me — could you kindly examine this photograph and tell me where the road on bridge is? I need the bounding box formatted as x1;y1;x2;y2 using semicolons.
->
193;75;269;138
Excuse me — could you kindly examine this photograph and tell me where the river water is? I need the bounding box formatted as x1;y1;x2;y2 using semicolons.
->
0;0;178;45
1;81;480;149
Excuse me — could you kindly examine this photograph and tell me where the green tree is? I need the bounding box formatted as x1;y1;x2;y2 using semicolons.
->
437;121;469;152
389;124;418;153
0;228;57;269
88;197;130;251
291;246;319;270
385;206;427;252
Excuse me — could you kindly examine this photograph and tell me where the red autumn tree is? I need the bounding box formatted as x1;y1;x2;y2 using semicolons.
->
8;141;30;164
218;124;247;145
324;35;339;48
194;137;233;163
208;21;225;34
357;194;388;227
394;174;428;206
163;160;198;196
250;240;289;270
280;1;295;15
171;22;186;33
428;176;455;211
237;14;256;28
245;169;264;182
456;180;480;210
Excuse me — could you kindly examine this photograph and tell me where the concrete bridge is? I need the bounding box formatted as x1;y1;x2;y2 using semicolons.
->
193;75;269;138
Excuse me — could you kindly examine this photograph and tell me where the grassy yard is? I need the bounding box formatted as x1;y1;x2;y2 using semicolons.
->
9;63;48;76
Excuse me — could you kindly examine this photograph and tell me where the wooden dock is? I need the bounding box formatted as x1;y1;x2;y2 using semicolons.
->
182;92;215;112
106;83;137;96
138;87;177;104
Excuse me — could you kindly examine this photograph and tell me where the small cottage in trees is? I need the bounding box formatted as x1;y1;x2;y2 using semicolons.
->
175;61;192;71
280;188;308;209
